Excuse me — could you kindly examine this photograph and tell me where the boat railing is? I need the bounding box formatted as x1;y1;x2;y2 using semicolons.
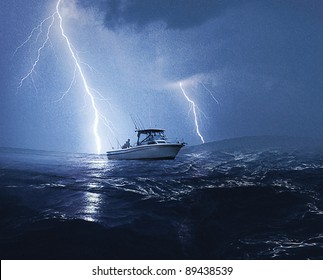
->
165;138;186;145
129;137;185;147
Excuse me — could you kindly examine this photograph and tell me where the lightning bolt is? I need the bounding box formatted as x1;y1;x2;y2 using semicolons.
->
13;24;41;57
15;0;118;154
55;0;103;154
16;15;55;91
54;66;77;103
179;82;205;143
200;82;220;105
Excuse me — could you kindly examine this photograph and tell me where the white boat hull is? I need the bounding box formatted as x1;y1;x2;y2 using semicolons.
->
106;143;184;160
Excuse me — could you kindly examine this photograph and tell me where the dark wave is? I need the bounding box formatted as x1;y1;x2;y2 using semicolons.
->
1;136;323;259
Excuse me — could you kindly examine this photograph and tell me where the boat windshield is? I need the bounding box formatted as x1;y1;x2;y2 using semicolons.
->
137;130;166;145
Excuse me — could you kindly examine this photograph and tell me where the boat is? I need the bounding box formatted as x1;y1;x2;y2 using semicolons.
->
106;128;185;160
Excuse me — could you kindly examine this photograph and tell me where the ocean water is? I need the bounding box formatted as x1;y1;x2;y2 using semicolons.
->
1;137;323;260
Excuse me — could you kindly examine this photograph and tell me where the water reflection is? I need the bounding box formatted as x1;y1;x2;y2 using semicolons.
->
83;191;102;222
79;155;110;222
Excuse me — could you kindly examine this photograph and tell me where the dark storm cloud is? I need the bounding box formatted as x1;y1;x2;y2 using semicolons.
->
3;0;323;152
78;0;247;29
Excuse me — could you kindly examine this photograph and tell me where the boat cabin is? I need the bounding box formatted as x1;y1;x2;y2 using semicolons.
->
136;129;167;145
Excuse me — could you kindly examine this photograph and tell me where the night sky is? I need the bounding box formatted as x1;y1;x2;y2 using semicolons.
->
1;0;323;153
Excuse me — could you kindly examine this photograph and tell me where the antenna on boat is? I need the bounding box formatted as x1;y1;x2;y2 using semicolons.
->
149;107;152;128
130;114;138;130
130;114;145;130
138;118;145;130
106;131;121;149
